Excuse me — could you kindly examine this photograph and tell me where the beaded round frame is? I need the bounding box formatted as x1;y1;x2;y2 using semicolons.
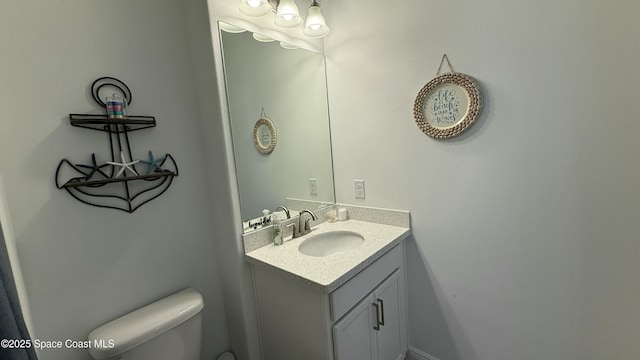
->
413;72;482;139
253;117;277;154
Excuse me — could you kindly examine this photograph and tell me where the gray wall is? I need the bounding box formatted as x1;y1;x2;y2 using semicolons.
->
324;0;640;359
0;1;230;359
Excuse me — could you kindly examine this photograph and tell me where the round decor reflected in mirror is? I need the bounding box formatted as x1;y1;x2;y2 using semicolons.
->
414;72;482;139
254;117;277;154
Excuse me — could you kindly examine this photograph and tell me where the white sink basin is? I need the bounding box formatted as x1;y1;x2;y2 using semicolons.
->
298;230;364;257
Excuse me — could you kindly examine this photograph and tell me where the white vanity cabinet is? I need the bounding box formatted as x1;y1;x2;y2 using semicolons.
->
333;270;404;360
251;242;407;360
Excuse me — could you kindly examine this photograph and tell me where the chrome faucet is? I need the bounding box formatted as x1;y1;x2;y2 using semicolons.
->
289;209;317;238
273;205;291;219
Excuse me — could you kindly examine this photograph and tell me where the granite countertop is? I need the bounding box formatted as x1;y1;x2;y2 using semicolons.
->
244;219;410;293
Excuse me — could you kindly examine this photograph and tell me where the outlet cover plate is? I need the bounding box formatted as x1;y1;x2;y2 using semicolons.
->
354;179;365;199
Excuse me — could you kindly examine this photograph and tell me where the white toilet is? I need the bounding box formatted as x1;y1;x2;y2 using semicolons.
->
88;288;204;360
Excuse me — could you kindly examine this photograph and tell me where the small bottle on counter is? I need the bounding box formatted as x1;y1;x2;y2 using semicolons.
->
273;211;285;245
337;206;348;221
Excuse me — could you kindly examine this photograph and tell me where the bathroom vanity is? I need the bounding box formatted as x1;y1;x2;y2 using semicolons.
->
245;210;410;360
219;19;411;360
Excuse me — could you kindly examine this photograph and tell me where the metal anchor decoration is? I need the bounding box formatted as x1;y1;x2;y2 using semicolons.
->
55;77;179;213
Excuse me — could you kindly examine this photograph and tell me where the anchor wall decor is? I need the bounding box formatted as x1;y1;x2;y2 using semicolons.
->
55;77;179;213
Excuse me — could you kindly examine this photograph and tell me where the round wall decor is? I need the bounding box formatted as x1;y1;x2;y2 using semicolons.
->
414;72;482;139
253;117;277;154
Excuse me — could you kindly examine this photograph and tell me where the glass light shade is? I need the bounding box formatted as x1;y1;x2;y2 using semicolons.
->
303;4;330;38
220;22;247;33
279;42;299;49
239;0;272;17
274;0;302;28
252;33;276;42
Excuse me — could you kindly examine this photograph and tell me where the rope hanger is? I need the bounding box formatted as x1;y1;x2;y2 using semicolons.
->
435;54;455;75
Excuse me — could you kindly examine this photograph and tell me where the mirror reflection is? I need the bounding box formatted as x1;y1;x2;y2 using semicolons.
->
219;21;335;233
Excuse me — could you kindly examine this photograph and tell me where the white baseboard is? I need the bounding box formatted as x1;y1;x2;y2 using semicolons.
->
406;346;441;360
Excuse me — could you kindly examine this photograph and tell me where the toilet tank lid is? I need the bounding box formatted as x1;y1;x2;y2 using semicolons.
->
88;288;204;359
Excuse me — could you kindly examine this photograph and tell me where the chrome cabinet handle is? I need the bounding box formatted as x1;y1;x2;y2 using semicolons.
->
372;302;381;331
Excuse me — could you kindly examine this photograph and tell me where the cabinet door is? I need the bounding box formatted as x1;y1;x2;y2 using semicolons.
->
374;271;404;360
332;293;378;360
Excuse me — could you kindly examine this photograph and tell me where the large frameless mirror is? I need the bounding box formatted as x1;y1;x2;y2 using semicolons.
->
219;21;335;233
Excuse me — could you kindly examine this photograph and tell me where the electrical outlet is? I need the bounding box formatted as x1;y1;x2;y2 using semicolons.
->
309;178;318;196
354;179;365;199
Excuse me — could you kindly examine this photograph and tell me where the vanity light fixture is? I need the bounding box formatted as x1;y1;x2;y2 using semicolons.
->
239;0;272;16
303;0;330;38
238;0;330;38
274;0;303;28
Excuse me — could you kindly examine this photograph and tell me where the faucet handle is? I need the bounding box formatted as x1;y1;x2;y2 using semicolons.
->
286;223;298;238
